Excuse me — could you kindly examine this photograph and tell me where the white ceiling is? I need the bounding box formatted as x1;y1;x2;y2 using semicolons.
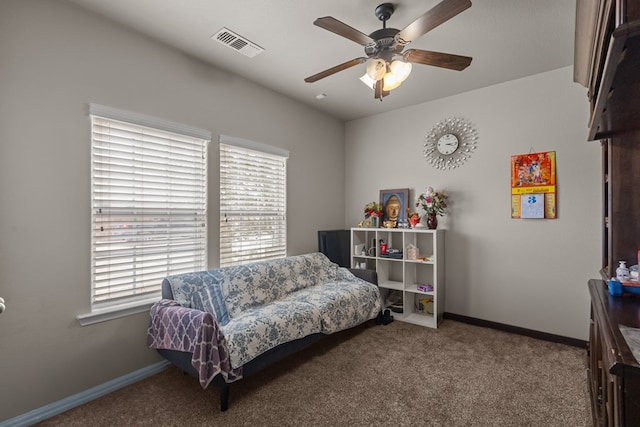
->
66;0;577;122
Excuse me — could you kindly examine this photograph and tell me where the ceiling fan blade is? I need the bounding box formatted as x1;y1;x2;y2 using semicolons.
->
404;49;472;71
304;57;367;83
396;0;471;44
314;17;375;46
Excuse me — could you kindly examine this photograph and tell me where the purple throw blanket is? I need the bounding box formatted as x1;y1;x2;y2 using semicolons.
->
146;299;242;387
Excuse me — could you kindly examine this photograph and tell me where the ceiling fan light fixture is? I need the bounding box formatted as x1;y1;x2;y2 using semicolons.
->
365;58;386;81
390;60;412;83
304;1;473;101
382;71;402;91
361;59;410;93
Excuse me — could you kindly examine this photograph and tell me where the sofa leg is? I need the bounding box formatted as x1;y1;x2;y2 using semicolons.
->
220;385;230;411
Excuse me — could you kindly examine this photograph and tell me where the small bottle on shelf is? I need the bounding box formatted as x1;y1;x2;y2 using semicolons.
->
616;261;630;281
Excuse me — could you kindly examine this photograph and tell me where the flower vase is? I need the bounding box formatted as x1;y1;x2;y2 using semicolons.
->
370;216;379;228
426;213;438;230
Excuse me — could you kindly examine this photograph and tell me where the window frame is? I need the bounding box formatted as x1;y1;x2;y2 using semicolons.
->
79;104;210;325
219;135;289;267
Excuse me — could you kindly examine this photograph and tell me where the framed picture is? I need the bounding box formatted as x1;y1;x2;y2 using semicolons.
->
380;188;409;226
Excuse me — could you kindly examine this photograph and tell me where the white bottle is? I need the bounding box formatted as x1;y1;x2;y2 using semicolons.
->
616;261;630;281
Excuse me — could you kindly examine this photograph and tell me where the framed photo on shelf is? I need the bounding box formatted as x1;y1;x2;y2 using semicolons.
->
380;188;409;226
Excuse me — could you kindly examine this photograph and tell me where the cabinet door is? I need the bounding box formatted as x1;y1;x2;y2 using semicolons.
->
624;373;640;426
607;139;640;276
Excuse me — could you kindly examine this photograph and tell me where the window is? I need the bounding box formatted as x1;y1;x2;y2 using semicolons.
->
219;135;288;267
89;104;209;314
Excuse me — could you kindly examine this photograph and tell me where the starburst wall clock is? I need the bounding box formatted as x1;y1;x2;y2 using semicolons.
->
423;117;478;170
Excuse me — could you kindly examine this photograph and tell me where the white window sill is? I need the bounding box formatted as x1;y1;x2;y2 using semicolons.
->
76;296;160;326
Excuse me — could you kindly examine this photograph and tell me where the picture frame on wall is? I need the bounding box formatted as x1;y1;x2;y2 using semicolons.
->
380;188;409;227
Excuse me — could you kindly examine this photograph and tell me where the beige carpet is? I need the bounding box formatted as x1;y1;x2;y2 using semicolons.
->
37;320;591;427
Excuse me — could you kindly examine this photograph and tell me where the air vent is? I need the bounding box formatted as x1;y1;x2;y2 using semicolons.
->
212;28;264;58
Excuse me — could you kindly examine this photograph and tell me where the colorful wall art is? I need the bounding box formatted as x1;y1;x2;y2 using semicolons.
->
510;151;556;219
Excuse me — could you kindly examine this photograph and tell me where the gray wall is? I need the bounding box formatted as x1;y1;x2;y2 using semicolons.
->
0;0;345;420
0;0;600;422
345;67;600;340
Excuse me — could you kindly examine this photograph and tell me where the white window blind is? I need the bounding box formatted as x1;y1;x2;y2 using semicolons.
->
90;108;209;308
219;136;288;267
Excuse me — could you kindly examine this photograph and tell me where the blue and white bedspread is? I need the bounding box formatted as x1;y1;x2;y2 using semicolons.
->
221;277;381;367
146;299;243;387
156;252;381;371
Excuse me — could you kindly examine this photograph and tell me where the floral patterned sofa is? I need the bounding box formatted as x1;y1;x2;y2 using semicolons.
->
147;252;381;411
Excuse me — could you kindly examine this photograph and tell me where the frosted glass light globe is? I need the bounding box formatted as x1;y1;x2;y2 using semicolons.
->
366;59;386;81
390;60;412;83
382;72;402;91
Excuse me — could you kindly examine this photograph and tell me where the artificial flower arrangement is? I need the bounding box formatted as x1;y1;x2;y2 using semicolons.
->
364;201;383;218
416;187;448;216
406;209;421;227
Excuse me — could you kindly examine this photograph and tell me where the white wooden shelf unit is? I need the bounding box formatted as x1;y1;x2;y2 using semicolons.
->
350;227;445;328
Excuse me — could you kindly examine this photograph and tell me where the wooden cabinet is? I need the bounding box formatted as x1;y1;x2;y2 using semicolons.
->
350;228;444;328
576;5;640;423
574;0;640;141
588;280;640;426
574;0;640;277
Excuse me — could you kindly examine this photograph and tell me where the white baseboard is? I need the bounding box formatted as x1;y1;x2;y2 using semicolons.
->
0;360;170;427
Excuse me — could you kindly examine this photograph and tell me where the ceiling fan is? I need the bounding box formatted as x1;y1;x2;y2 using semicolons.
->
304;0;473;100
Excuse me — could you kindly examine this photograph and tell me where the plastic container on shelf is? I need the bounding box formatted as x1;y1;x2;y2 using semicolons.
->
407;244;418;260
608;277;640;296
608;278;623;296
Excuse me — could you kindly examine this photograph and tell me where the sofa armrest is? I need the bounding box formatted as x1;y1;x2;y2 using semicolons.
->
348;268;378;285
161;278;175;299
147;300;242;387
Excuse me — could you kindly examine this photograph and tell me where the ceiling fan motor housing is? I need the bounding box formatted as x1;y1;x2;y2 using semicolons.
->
365;28;403;59
368;4;404;60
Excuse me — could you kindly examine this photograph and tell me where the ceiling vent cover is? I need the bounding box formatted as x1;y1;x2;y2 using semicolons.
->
212;28;264;58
